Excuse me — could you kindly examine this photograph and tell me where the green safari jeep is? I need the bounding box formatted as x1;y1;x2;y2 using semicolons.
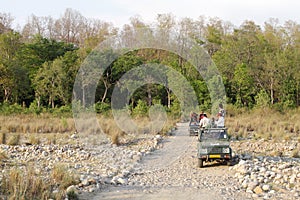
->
197;128;232;168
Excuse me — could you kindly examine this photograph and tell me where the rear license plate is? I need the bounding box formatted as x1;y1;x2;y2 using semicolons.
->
209;155;221;158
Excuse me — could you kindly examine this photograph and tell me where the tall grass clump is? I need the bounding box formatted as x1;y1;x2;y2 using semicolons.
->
29;134;40;145
0;164;79;200
226;104;300;141
0;150;8;163
7;133;20;146
0;132;6;144
0;114;76;134
0;167;51;200
51;164;79;190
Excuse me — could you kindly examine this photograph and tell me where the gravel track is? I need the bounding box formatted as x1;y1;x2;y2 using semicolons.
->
84;123;252;200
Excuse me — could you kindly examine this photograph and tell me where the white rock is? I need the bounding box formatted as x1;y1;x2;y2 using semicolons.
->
81;179;89;186
247;181;259;191
117;177;128;185
89;187;95;193
42;151;48;157
262;184;271;191
66;185;77;193
269;190;275;194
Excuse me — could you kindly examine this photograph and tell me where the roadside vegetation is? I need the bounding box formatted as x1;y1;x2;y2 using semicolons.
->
226;105;300;141
0;8;299;200
0;106;178;199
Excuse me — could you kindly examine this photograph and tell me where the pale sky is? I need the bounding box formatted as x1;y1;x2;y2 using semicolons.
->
1;0;300;29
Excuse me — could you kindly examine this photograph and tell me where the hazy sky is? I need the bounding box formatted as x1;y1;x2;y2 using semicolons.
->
2;0;300;29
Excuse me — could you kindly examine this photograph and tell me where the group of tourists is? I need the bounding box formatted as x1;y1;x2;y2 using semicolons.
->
190;103;225;129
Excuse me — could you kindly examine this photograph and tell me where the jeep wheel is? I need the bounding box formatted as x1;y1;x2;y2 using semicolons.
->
198;158;203;168
226;161;232;166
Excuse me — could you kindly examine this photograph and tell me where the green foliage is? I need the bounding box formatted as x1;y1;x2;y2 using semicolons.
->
0;12;300;113
132;100;149;116
255;90;270;109
28;99;42;114
169;98;181;119
34;59;65;108
232;63;255;107
0;102;24;114
94;102;111;114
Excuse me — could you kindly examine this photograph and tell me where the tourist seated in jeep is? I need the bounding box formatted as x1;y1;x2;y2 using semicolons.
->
216;103;225;128
199;113;209;128
216;112;225;128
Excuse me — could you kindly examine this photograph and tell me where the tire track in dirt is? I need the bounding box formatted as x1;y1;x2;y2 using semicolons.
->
84;123;252;200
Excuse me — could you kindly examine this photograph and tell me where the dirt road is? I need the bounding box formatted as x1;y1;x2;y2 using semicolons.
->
83;123;252;200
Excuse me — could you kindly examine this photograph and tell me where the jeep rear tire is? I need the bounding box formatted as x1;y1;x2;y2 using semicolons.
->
226;160;232;166
198;158;203;168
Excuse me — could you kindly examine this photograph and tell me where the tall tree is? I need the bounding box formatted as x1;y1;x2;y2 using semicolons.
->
34;58;66;108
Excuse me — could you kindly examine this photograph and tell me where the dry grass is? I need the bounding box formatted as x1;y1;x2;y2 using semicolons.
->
29;134;41;145
0;164;79;200
291;149;300;158
51;164;79;190
0;132;6;144
1;167;51;199
7;133;20;145
0;112;178;146
0;150;8;162
0;114;76;134
226;107;300;141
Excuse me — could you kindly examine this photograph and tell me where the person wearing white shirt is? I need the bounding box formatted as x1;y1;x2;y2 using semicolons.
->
199;113;209;128
216;113;225;128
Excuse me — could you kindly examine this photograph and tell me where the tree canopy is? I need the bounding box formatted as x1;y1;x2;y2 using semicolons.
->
0;9;300;114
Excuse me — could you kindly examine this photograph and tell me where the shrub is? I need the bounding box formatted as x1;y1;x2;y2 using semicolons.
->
132;100;148;117
94;102;111;114
255;89;270;109
7;134;20;146
111;132;120;145
169;99;181;119
0;151;8;162
28;100;42;115
67;190;79;200
291;149;300;158
0;103;24;114
51;164;79;190
29;134;40;145
0;167;51;199
0;132;6;144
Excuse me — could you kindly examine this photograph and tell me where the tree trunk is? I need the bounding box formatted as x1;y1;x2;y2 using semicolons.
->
101;81;109;103
52;98;55;109
167;88;171;108
4;88;10;102
37;96;40;108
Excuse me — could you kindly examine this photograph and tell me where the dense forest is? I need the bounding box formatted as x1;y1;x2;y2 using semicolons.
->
0;9;299;115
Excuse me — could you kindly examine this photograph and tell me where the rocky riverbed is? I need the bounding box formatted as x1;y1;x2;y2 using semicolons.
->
231;157;300;199
0;123;299;200
0;132;164;197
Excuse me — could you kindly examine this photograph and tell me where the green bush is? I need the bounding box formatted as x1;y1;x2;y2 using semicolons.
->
169;99;181;119
28;100;42;115
255;90;270;109
52;105;72;117
0;102;24;114
94;102;111;114
132;100;149;116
